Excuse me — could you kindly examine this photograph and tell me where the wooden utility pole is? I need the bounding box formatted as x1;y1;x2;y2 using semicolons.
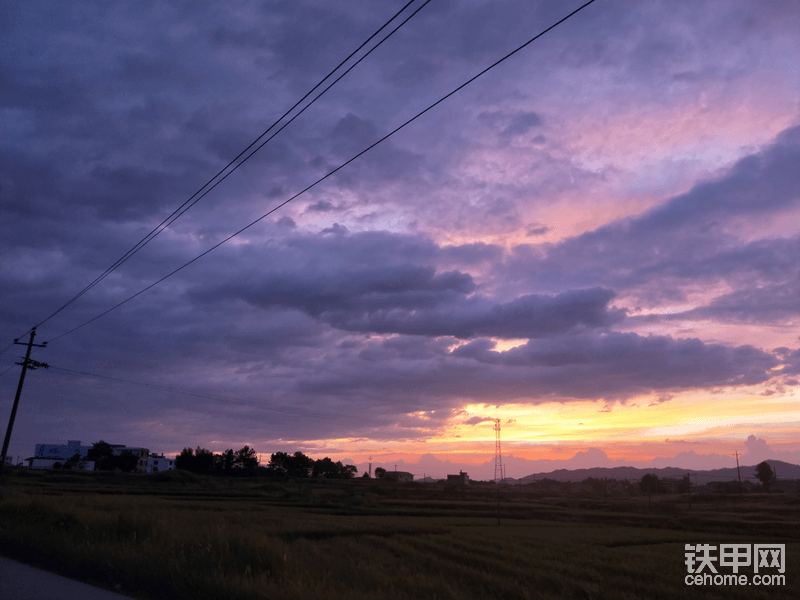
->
1;328;48;477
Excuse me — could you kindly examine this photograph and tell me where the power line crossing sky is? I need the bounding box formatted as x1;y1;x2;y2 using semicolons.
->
1;0;797;476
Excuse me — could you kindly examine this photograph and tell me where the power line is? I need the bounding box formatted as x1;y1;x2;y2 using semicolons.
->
0;341;18;358
23;0;425;336
47;0;598;343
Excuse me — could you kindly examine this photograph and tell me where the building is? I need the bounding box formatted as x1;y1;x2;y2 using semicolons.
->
385;471;414;482
25;456;95;471
30;440;150;472
34;440;93;461
146;453;176;473
446;471;469;485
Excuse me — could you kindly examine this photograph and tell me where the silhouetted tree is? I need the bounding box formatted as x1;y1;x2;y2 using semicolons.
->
234;446;258;469
63;451;82;470
87;440;116;470
216;449;235;472
312;457;357;479
176;448;194;471
115;450;139;473
641;473;659;506
312;457;338;478
269;451;314;478
176;447;215;473
755;461;774;492
374;467;387;479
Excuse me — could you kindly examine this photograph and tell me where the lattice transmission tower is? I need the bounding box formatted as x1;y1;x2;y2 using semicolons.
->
494;419;503;484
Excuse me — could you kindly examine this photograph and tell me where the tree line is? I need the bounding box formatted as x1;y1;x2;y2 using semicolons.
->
50;441;358;479
175;447;358;479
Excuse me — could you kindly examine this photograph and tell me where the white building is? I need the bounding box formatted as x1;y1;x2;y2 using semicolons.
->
26;456;95;471
34;440;93;461
147;453;176;473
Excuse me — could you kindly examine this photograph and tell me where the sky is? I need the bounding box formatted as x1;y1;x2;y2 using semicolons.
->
1;0;798;479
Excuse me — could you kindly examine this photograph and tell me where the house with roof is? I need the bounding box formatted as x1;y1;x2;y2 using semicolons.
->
384;470;414;482
446;471;469;485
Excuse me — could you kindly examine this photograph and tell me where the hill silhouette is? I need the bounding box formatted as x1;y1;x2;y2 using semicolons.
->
516;459;800;483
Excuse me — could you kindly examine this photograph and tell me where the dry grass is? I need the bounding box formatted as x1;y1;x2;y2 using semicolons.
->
0;471;797;599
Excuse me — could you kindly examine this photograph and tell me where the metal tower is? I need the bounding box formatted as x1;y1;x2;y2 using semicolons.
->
494;419;503;484
368;456;372;478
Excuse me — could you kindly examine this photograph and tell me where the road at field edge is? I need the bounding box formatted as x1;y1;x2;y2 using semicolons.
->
0;556;136;600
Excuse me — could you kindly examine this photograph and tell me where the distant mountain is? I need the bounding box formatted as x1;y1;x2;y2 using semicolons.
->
518;459;800;483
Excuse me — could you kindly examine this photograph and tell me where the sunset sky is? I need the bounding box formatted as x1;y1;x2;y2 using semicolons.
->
1;0;798;479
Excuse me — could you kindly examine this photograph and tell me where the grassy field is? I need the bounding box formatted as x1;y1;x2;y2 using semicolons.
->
0;470;797;600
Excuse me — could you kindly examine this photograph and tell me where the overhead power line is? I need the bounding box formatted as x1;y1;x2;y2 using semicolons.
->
21;0;426;339
48;0;597;343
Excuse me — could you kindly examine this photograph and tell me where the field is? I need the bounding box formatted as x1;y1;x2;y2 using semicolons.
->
0;470;797;600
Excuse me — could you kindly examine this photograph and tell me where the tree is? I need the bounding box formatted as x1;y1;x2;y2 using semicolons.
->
312;457;358;479
641;473;659;507
87;440;116;471
312;457;339;478
269;451;314;478
176;447;195;471
194;447;215;473
63;452;82;470
175;447;215;474
755;461;774;492
234;446;258;469
115;450;139;473
340;463;358;479
374;467;386;479
216;449;235;472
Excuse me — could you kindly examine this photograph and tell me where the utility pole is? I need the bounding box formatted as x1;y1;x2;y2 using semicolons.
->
735;451;742;494
687;472;691;511
1;328;48;478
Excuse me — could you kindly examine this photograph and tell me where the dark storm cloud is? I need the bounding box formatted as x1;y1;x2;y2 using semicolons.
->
464;416;494;426
320;286;623;339
773;348;800;376
661;274;799;324
325;113;427;187
635;125;799;229
305;200;337;213
296;330;781;404
477;110;543;138
452;332;778;390
1;1;797;457
500;126;800;309
187;230;623;339
526;224;550;236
